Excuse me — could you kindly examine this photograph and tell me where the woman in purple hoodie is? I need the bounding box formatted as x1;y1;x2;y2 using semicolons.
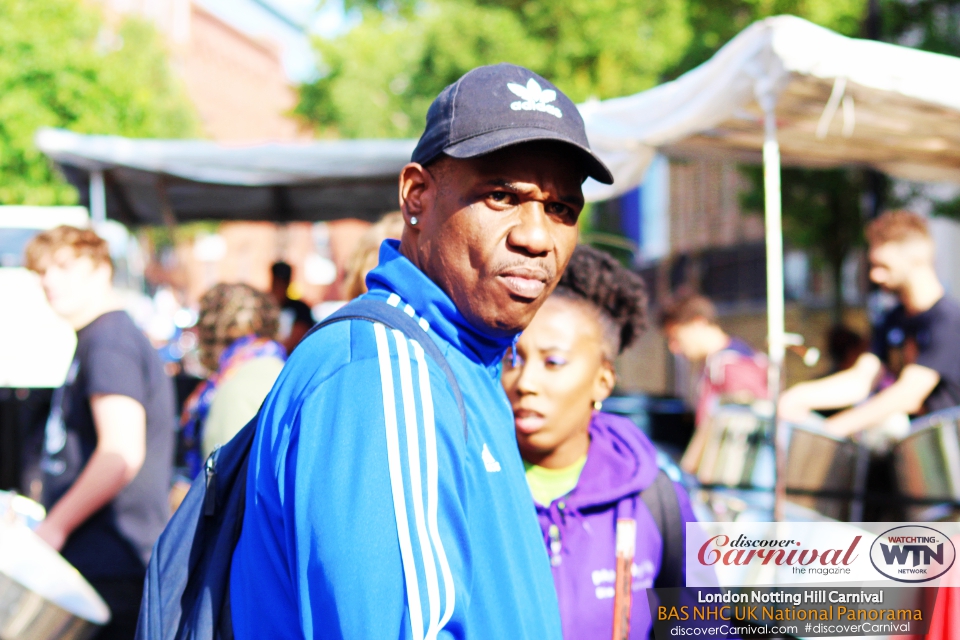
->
503;245;698;639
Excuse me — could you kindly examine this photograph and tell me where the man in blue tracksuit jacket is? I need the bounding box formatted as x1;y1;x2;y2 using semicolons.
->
230;63;615;638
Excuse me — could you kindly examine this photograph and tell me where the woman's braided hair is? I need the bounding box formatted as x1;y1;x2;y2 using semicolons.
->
552;244;648;358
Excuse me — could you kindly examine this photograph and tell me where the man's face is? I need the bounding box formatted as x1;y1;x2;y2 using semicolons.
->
400;142;585;336
35;247;111;320
665;319;713;362
868;241;915;293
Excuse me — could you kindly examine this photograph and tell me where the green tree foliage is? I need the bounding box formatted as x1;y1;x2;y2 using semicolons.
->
302;0;870;140
298;0;691;138
299;3;545;138
667;0;867;76
0;0;197;205
882;0;960;56
475;0;691;101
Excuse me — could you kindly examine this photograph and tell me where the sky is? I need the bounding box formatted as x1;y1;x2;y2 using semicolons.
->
195;0;355;81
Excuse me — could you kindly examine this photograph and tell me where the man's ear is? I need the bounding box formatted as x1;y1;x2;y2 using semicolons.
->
399;162;434;229
94;261;114;287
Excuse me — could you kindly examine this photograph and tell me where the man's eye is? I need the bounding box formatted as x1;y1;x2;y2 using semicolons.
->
488;191;516;205
546;202;572;217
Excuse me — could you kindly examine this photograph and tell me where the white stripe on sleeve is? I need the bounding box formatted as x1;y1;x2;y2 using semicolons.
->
392;330;442;638
373;323;424;640
411;340;456;632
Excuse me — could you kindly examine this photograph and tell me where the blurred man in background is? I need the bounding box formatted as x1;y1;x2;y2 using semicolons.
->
780;210;960;445
659;293;768;473
269;260;313;352
25;226;175;639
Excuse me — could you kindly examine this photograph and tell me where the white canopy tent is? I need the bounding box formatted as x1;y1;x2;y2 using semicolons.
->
36;128;417;224
581;14;960;201
579;15;960;518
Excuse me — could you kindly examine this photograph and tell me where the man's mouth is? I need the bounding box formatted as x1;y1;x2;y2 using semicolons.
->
497;267;549;300
514;408;546;434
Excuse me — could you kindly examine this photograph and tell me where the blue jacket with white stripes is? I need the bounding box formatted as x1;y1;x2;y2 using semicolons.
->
230;240;563;640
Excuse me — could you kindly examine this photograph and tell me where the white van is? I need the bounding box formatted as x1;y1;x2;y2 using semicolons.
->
0;207;90;388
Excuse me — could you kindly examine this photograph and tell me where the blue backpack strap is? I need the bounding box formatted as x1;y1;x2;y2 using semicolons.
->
302;297;469;440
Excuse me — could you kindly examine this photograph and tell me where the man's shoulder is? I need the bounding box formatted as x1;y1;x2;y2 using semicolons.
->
271;316;460;420
84;309;139;338
723;337;759;359
282;318;375;380
276;315;420;396
932;295;960;322
79;310;150;359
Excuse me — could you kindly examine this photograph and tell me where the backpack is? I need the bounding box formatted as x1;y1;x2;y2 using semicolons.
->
136;298;468;640
640;469;685;589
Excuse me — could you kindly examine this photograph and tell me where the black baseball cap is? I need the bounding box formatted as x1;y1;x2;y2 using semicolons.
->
412;63;614;185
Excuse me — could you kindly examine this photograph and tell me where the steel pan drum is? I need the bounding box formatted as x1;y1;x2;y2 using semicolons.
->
784;425;866;522
696;406;774;489
0;519;109;639
895;407;960;505
695;408;866;521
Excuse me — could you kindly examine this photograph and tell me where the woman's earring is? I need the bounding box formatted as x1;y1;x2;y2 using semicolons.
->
410;216;418;226
593;400;602;411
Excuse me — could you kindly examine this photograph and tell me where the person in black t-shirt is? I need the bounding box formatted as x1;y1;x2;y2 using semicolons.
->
25;226;176;639
872;299;960;413
780;211;960;443
269;260;314;352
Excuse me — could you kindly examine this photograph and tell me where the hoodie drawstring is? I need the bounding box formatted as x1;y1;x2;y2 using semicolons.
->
544;499;581;567
612;495;639;640
548;523;562;566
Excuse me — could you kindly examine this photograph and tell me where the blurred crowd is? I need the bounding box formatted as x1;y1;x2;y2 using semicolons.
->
12;205;960;638
13;212;405;638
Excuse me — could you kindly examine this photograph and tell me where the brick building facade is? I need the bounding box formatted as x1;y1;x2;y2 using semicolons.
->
95;0;376;306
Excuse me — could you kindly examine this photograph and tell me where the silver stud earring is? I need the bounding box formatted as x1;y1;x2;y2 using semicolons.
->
410;216;418;226
593;400;602;411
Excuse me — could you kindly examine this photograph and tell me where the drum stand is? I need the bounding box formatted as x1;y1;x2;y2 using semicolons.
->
770;365;787;522
849;446;870;522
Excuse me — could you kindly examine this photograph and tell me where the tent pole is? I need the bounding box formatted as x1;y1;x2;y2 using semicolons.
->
762;106;787;522
90;169;106;225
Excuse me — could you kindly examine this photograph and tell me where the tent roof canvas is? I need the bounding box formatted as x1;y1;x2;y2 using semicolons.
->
581;15;960;201
36;128;417;224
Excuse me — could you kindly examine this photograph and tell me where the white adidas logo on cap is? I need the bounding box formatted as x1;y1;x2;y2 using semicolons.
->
507;78;563;119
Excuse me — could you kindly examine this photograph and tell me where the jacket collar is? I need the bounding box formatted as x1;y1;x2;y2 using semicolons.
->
365;240;516;368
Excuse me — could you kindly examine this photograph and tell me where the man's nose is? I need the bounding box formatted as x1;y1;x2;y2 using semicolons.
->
507;202;552;257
